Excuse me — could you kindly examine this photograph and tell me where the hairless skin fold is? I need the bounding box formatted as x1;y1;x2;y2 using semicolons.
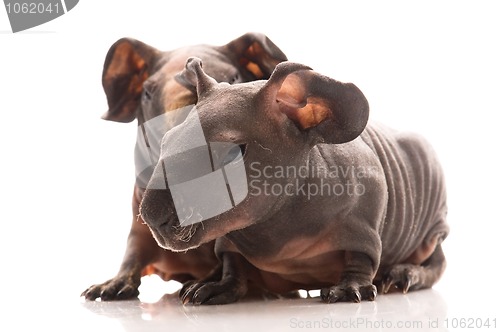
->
140;57;449;305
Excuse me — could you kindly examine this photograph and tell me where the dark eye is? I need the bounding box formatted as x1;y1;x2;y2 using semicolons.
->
142;87;152;102
223;144;247;165
142;82;156;102
228;73;240;84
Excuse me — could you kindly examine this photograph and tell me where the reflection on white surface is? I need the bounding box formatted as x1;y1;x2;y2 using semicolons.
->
74;275;497;331
80;288;448;332
3;272;498;332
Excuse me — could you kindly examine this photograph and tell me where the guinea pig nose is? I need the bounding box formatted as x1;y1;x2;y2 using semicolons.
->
140;189;173;227
186;57;202;69
184;57;217;97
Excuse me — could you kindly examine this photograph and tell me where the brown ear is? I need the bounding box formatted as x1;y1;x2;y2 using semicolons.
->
261;62;369;144
221;32;288;80
101;38;160;122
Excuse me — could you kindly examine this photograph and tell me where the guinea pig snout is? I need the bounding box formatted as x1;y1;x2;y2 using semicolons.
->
140;189;176;228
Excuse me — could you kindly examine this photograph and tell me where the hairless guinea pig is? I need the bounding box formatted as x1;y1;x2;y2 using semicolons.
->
81;33;288;301
140;57;449;305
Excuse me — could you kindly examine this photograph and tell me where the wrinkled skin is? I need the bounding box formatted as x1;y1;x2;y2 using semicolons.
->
140;58;449;305
81;34;288;301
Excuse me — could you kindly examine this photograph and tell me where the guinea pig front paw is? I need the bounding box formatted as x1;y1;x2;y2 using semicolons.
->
181;276;247;305
320;281;377;303
81;275;140;301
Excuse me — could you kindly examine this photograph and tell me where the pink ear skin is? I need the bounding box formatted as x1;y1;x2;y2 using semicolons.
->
221;32;288;80
101;38;161;123
261;62;370;144
277;73;332;130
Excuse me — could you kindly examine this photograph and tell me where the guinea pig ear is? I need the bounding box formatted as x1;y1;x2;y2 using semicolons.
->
221;32;288;80
176;57;218;98
101;38;160;123
260;62;369;144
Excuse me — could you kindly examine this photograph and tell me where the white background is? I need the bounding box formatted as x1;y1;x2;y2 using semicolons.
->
1;1;499;331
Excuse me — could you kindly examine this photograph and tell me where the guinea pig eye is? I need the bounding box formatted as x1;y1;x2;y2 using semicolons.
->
142;82;156;102
223;144;246;165
228;73;240;84
142;87;152;102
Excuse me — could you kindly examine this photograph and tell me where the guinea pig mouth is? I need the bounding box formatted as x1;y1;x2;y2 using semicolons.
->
147;213;202;250
171;221;201;244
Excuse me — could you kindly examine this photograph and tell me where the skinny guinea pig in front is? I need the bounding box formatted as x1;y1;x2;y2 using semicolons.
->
140;57;449;305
